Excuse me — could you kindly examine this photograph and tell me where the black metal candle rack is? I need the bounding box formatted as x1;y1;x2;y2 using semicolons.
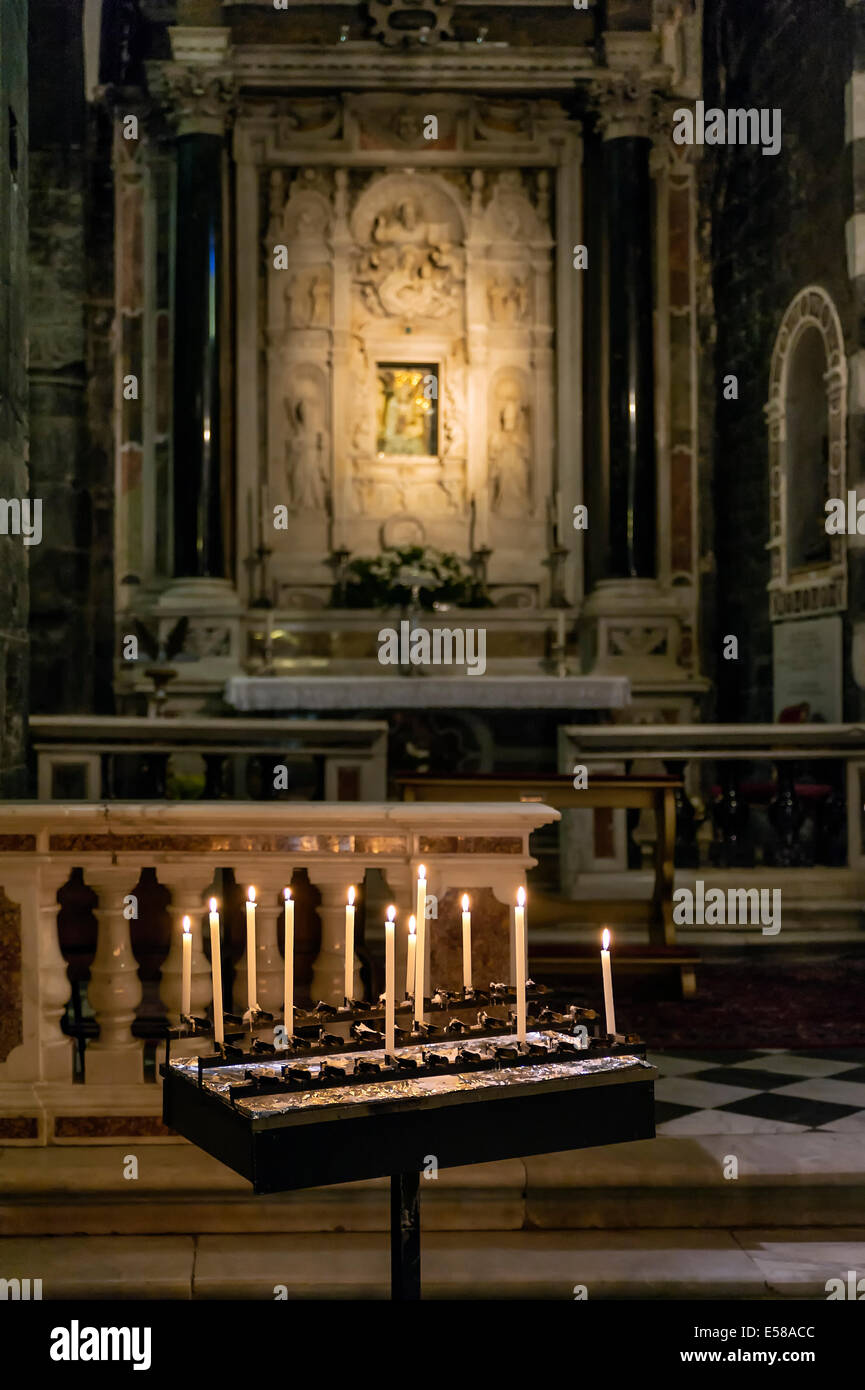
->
161;984;656;1299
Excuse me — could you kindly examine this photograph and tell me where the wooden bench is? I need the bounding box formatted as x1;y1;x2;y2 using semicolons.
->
398;773;698;998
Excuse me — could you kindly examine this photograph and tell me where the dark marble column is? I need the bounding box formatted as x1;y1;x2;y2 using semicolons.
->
173;132;224;579
604;134;657;579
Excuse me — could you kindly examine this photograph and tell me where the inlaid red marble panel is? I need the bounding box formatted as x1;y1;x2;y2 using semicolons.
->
429;887;510;991
417;836;523;855
49;833;407;855
0;1117;38;1139
0;886;23;1064
54;1116;177;1139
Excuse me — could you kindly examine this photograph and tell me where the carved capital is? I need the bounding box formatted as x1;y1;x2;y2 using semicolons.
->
148;62;237;137
589;71;665;142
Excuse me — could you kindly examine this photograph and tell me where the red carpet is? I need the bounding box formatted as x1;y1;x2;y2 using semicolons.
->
590;953;865;1051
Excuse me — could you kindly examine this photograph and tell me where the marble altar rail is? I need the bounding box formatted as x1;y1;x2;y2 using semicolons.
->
0;800;558;1144
30;715;388;802
559;723;865;870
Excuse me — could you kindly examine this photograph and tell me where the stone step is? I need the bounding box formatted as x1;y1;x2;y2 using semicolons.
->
2;1135;864;1235
1;1228;864;1299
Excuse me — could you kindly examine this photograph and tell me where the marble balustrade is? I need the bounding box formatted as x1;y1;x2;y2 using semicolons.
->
0;800;558;1144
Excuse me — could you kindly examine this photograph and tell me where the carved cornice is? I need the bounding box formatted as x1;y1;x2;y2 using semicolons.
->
231;43;594;94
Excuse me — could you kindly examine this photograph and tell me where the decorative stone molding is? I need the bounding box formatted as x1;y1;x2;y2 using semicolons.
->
368;0;455;48
232;45;593;95
765;285;848;622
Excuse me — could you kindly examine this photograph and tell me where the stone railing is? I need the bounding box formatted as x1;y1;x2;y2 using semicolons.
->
0;800;558;1144
559;723;865;870
30;715;388;802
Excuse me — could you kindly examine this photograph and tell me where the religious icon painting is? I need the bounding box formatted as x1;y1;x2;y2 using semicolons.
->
376;363;438;457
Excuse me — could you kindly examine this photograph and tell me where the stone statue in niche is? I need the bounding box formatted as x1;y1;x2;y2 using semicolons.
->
285;380;329;511
489;377;531;517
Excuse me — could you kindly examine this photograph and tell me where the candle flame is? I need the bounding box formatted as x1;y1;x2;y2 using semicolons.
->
418;864;426;881
348;885;356;906
248;886;256;903
602;927;611;952
209;898;217;913
462;894;470;912
408;915;416;936
182;915;191;934
284;887;292;901
517;886;526;907
386;904;396;922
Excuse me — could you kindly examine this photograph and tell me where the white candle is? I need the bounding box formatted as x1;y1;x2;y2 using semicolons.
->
414;865;426;1024
181;915;192;1019
283;888;294;1037
385;905;396;1056
245;887;258;1013
556;609;566;648
515;887;527;1043
405;916;417;999
344;885;356;1004
461;894;472;991
208;898;224;1046
601;927;616;1037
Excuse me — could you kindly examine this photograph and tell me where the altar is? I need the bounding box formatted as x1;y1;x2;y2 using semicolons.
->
225;674;630;713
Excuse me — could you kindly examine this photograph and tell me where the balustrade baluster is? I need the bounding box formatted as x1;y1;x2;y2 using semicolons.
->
235;866;295;1016
157;870;214;1023
710;764;753;868
665;759;700;868
309;867;367;1006
767;763;809;867
84;869;144;1084
37;865;76;1080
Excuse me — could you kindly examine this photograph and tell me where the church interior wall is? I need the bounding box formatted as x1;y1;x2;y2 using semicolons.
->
702;0;857;722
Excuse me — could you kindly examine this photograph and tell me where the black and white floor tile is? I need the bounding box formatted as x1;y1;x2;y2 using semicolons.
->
648;1049;865;1135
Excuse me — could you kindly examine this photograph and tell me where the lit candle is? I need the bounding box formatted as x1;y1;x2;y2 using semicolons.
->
181;915;192;1019
344;886;356;1004
385;905;396;1056
405;916;417;999
461;894;472;991
283;888;294;1037
601;927;616;1037
515;887;527;1043
414;865;426;1024
208;898;224;1046
245;887;258;1013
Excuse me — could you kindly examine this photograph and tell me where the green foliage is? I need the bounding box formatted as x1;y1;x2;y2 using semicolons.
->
335;545;490;610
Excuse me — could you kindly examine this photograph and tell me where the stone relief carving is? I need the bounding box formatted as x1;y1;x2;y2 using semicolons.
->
285;372;329;512
285;270;331;328
352;177;465;322
482;171;547;245
357;197;464;319
487;273;531;324
489;372;531;518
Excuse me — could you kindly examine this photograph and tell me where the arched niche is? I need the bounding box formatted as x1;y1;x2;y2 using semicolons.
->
766;285;848;620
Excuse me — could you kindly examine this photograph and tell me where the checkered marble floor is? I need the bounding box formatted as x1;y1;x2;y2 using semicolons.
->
648;1049;865;1135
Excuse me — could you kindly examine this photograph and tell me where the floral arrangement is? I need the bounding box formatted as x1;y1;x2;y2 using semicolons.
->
335;545;490;610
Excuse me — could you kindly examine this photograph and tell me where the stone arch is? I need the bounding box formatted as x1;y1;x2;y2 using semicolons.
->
766;285;848;619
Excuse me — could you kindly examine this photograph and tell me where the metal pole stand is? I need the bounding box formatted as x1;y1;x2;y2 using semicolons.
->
390;1171;421;1300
